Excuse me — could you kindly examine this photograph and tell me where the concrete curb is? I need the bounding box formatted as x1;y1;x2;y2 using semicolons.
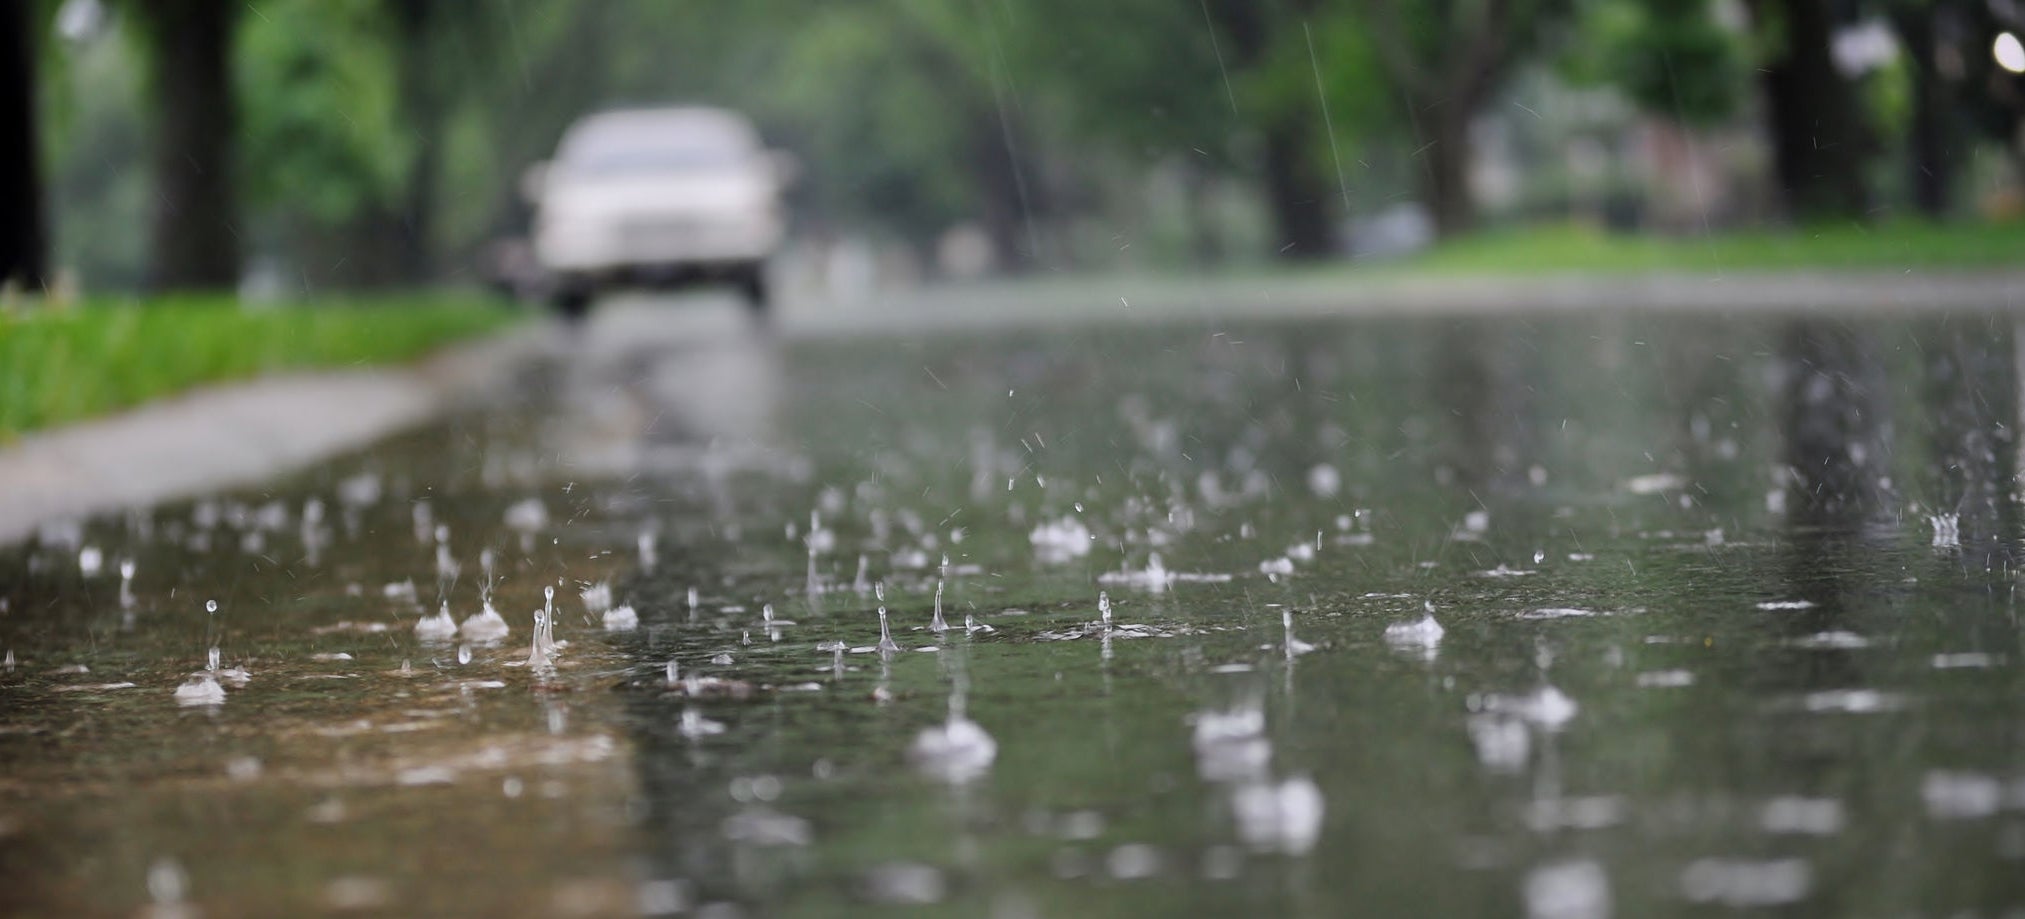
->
0;322;548;547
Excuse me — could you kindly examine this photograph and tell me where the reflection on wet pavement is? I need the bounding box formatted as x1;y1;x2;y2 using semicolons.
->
5;302;2025;916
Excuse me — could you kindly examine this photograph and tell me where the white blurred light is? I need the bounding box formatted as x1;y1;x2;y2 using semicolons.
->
1996;32;2025;75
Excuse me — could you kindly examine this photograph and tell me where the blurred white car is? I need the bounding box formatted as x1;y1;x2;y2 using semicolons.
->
527;107;790;317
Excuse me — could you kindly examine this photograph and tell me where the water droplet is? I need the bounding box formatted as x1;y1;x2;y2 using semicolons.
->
147;857;189;905
1098;591;1112;628
930;580;948;632
877;605;900;653
205;600;218;614
206;646;220;671
457;644;472;665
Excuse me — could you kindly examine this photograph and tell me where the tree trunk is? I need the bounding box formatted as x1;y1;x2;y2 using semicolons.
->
1181;159;1224;266
1753;0;1871;222
0;0;47;292
1261;119;1335;259
1419;109;1476;238
969;109;1042;274
392;0;439;283
1891;4;1951;217
143;0;241;293
1203;0;1333;261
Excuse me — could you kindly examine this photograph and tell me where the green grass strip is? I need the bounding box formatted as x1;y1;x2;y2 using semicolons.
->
1390;219;2025;276
0;294;518;440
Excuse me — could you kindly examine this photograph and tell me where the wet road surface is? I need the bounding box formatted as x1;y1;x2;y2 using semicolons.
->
5;296;2025;917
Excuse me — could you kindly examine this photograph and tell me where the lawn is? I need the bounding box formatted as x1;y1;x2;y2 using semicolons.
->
1391;219;2025;275
0;294;519;439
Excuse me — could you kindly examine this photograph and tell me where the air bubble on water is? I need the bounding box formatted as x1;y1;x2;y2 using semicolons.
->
1030;516;1093;562
1525;860;1611;919
679;708;727;739
174;673;225;707
147;856;189;906
1232;775;1326;855
909;690;997;783
504;497;547;533
1679;858;1811;907
1307;463;1341;498
1384;604;1445;660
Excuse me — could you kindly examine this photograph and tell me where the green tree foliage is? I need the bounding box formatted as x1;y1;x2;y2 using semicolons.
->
1564;0;1744;126
34;0;2022;293
1361;0;1578;236
238;2;406;225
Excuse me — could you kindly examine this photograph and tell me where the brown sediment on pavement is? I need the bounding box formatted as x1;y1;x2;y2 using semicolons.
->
0;325;545;546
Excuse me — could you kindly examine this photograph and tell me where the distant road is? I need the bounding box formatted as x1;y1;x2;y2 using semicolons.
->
767;268;2025;338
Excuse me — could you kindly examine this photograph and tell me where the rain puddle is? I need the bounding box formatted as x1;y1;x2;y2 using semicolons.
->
4;310;2025;915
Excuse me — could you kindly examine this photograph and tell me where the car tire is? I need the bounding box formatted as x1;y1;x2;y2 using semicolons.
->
551;286;593;322
735;266;769;317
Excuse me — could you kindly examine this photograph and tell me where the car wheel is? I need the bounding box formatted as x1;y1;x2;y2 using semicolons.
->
551;286;593;322
735;266;769;316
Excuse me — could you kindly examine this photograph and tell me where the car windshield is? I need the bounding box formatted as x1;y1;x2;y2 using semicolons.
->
558;114;755;176
562;141;747;176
